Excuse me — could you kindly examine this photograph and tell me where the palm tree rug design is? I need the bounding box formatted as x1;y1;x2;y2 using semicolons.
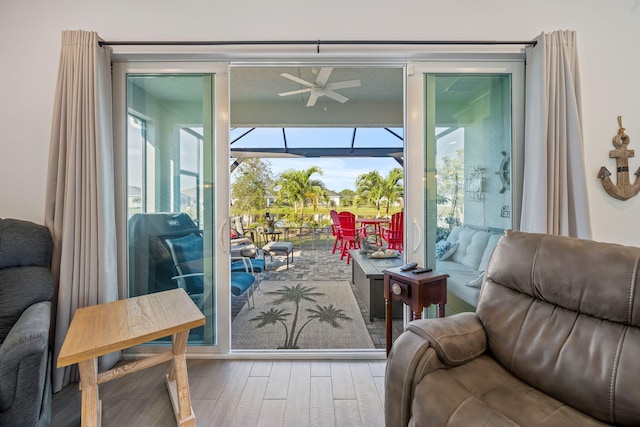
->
231;281;375;350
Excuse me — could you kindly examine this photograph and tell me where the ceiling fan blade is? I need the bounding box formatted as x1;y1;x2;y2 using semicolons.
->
278;88;311;97
280;73;314;87
325;79;361;90
315;67;334;86
324;90;349;104
306;93;320;107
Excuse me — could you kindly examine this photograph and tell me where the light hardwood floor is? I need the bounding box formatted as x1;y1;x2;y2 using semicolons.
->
52;359;386;427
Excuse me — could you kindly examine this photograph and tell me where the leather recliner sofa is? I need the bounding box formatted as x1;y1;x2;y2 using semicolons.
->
385;231;640;426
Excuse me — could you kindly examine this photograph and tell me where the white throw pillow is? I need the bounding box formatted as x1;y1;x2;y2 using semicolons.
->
465;272;484;288
439;242;459;261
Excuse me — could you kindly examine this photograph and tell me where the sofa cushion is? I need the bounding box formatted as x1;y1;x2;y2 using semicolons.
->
0;219;52;269
0;266;54;344
445;226;463;243
412;355;607;427
478;232;503;272
450;227;491;270
436;260;482;306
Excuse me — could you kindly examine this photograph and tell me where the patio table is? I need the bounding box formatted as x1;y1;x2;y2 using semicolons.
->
357;218;389;246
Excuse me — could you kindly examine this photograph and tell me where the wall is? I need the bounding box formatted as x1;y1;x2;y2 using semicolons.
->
1;0;639;246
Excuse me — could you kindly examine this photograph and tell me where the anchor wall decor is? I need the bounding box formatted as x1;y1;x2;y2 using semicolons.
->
598;116;640;201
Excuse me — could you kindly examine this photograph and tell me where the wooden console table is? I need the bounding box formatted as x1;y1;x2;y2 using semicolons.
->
57;288;205;427
383;267;448;355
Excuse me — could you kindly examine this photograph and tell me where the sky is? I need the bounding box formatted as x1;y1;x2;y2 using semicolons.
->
231;127;404;192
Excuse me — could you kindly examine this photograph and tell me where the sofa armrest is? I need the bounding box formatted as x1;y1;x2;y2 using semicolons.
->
405;312;487;366
385;312;486;427
0;302;51;417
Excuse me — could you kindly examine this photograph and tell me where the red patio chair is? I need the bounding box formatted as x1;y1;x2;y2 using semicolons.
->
338;211;365;264
381;211;404;253
329;209;343;254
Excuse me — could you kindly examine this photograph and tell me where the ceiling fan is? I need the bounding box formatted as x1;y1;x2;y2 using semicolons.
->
278;67;361;107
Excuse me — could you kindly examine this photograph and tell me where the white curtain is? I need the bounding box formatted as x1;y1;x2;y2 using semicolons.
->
520;30;591;238
45;30;119;392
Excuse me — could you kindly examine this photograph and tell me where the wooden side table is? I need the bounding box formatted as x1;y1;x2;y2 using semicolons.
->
383;267;448;355
57;289;205;427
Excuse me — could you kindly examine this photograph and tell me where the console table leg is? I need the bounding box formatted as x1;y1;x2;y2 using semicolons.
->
78;358;101;427
166;331;196;427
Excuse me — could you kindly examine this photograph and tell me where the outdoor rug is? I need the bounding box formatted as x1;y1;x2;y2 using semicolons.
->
232;280;375;350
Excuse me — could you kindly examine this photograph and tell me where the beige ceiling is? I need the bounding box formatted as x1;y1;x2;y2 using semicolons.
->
230;66;404;128
130;67;495;158
130;66;491;129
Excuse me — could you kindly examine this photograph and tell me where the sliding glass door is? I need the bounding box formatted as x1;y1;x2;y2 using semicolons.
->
113;59;522;353
114;63;230;349
405;62;524;276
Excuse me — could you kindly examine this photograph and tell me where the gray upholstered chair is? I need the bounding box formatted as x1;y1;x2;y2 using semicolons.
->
386;231;640;426
0;218;54;427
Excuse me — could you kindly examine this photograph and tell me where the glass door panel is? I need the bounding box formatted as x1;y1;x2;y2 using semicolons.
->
126;74;215;345
406;62;524;317
428;74;513;247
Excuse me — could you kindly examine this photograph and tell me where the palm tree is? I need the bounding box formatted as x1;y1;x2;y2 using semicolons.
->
252;284;354;349
380;168;404;216
277;166;326;221
355;171;385;217
307;185;329;213
249;308;291;348
306;304;352;327
265;284;324;349
289;304;353;348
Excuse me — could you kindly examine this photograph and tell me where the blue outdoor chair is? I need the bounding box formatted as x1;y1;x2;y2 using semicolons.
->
166;232;255;309
231;257;265;289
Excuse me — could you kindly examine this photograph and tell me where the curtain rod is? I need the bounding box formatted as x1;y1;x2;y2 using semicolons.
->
99;39;536;48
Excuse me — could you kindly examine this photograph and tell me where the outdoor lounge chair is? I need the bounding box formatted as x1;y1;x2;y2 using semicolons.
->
230;216;259;258
164;233;207;309
166;232;256;309
231;256;265;290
